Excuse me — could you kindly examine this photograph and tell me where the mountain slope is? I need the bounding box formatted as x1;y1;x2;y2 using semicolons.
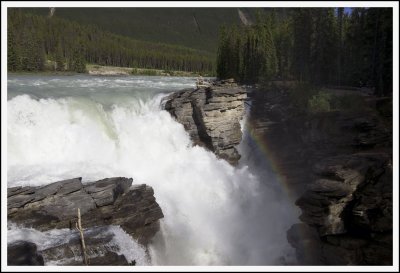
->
23;8;258;53
8;9;215;73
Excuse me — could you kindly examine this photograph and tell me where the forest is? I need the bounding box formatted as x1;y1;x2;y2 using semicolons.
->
7;7;393;96
217;8;393;96
20;7;252;53
7;9;214;74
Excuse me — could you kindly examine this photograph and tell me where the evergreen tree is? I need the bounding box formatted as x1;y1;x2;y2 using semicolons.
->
8;9;214;75
70;42;86;73
215;7;392;95
311;8;338;84
337;7;344;86
7;26;18;71
216;25;229;79
274;19;292;80
55;40;65;71
366;8;393;96
263;16;278;80
32;37;46;71
291;9;313;82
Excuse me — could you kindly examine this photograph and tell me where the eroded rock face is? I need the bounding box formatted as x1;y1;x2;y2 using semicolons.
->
8;177;164;265
164;79;247;165
293;153;392;265
247;87;392;265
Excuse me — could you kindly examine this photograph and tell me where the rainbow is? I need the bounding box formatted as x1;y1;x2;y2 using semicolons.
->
241;114;299;202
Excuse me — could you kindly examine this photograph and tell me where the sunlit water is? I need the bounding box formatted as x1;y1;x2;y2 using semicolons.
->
7;74;298;265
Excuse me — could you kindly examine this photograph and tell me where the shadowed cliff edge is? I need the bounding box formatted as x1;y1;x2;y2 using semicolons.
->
247;84;392;265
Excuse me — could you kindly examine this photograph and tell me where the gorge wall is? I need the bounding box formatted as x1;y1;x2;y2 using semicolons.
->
247;86;393;265
164;79;393;265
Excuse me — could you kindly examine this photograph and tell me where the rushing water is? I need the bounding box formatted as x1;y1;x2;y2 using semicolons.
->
7;74;298;265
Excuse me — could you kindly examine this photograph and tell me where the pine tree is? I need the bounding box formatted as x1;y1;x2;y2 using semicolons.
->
337;7;344;86
216;25;228;79
263;16;278;80
275;19;293;80
291;9;313;82
69;43;86;73
311;8;338;84
55;40;65;71
32;37;46;71
7;26;18;71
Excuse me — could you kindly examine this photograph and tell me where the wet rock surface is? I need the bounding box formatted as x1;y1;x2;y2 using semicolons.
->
8;241;44;266
164;79;247;165
8;177;164;265
39;226;135;265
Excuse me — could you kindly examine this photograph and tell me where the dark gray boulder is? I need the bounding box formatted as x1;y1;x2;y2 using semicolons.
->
8;241;44;266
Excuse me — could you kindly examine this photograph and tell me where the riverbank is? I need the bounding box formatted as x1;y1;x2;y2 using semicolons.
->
8;64;214;78
88;64;213;77
8;71;80;76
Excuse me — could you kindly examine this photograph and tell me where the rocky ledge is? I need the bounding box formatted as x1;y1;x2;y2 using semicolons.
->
288;152;392;265
164;79;247;165
8;177;164;265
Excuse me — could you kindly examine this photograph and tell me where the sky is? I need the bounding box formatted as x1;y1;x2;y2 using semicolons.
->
344;7;352;14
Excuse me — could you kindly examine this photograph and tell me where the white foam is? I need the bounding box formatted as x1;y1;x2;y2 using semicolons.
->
8;223;149;265
107;226;149;265
7;76;297;265
8;223;75;251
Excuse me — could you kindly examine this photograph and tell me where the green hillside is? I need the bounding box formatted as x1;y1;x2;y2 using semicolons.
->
8;9;215;74
23;8;258;53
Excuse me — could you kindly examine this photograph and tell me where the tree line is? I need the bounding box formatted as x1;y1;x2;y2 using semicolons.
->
7;9;214;74
217;8;392;96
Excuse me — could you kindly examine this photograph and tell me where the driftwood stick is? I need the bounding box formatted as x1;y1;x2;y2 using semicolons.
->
76;208;89;265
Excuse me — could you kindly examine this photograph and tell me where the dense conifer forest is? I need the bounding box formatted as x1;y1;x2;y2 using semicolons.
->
7;7;393;96
216;8;393;96
21;7;253;53
7;9;214;74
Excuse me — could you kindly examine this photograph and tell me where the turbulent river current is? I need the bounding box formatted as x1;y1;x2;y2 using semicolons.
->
7;75;298;265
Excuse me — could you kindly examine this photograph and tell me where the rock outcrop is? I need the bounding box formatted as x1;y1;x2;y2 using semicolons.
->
41;226;136;265
247;86;392;265
8;241;44;266
164;79;247;165
8;177;164;265
291;153;392;265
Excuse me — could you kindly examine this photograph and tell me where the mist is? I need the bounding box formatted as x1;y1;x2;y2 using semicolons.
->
7;75;298;265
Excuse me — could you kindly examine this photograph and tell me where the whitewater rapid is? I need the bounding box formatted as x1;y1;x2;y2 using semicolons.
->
7;75;298;265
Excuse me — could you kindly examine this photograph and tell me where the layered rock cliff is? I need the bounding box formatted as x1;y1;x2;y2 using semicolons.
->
164;79;247;165
8;177;164;265
247;86;393;265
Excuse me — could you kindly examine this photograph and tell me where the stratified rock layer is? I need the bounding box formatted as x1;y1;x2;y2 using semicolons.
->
8;177;164;265
8;177;163;245
292;153;392;265
164;79;247;165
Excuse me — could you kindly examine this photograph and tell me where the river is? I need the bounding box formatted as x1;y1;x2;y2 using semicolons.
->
7;74;298;265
